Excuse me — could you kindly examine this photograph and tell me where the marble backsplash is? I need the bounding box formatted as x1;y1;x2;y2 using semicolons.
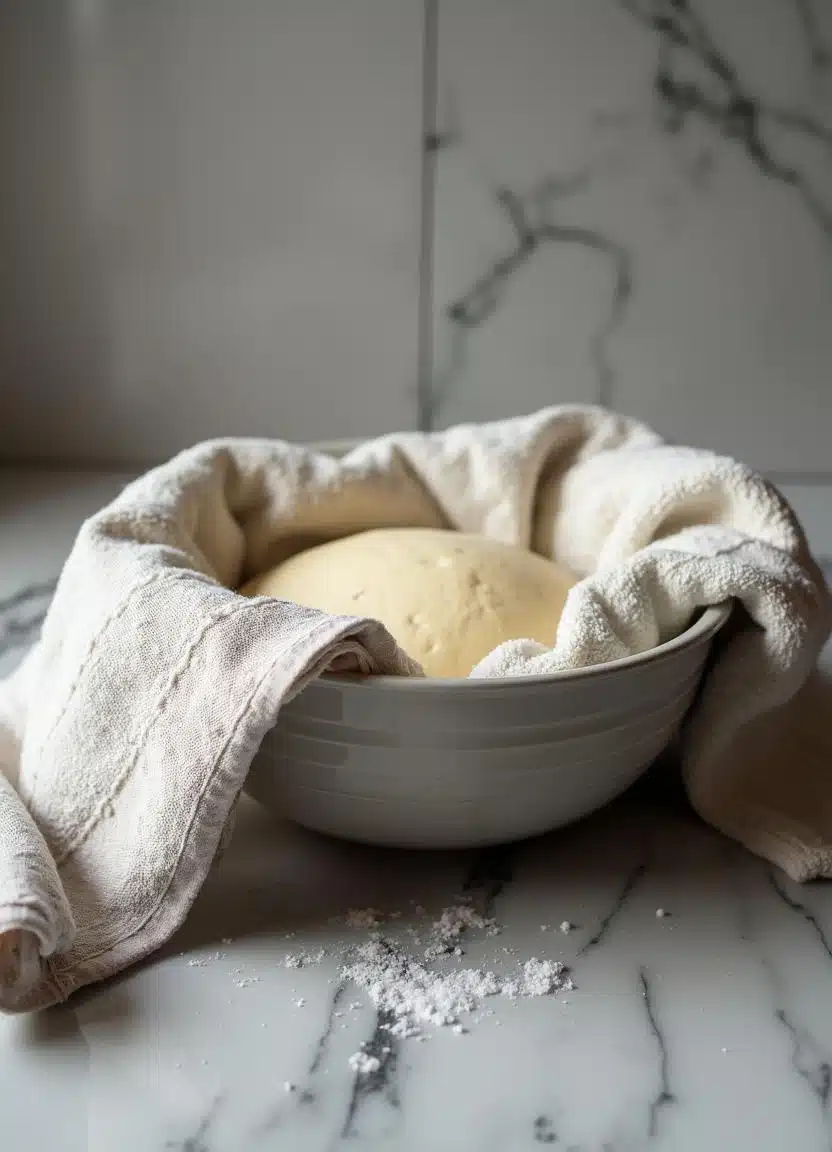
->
429;0;832;476
0;1;830;485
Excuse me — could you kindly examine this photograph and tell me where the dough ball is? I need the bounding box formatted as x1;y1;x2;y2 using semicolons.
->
240;528;576;678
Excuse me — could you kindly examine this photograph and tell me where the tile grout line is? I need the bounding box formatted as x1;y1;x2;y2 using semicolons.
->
416;0;439;434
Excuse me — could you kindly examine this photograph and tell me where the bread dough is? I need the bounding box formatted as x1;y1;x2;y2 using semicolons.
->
240;528;576;678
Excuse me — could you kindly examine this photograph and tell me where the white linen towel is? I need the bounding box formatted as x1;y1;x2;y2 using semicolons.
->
0;405;830;1013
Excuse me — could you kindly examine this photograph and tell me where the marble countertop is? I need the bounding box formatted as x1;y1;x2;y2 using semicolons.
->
1;469;832;1152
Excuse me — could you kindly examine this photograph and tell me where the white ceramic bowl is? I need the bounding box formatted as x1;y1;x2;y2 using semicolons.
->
246;603;730;849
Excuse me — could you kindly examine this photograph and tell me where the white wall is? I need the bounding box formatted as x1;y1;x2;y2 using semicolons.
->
0;0;423;462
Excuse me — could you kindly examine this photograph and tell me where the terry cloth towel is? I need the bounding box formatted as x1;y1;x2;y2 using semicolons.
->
0;405;830;1012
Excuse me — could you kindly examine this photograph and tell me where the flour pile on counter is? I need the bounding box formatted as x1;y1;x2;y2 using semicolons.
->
341;940;569;1041
283;902;574;1068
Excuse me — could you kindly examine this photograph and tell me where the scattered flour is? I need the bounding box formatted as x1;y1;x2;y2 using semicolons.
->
348;1051;381;1075
186;951;227;968
433;905;495;939
229;964;260;990
189;901;575;1075
423;904;501;961
339;936;571;1040
284;948;326;969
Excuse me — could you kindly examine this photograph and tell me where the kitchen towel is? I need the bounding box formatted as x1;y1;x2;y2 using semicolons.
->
0;405;830;1012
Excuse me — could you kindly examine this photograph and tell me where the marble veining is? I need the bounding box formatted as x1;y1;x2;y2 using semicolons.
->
532;1113;558;1145
340;1006;402;1141
430;0;832;473
775;1006;832;1114
733;855;832;1142
795;0;832;79
578;860;648;956
428;170;633;425
0;580;56;663
166;1093;225;1152
461;841;516;916
769;868;832;960
619;0;832;236
639;966;676;1140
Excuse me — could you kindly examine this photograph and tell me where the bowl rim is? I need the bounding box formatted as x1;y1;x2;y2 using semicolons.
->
321;600;732;694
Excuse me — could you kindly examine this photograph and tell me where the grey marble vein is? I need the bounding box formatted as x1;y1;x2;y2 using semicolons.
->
775;1007;832;1112
618;0;832;235
793;0;832;78
732;857;832;1134
252;983;355;1142
533;1113;557;1144
306;982;348;1086
428;164;633;426
0;580;55;656
578;860;647;956
0;581;56;614
769;870;832;961
339;1007;401;1140
639;967;676;1141
461;842;516;918
254;982;349;1137
166;1094;224;1152
331;847;516;1137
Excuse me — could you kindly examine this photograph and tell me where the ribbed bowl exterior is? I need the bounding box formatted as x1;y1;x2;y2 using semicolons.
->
247;603;730;849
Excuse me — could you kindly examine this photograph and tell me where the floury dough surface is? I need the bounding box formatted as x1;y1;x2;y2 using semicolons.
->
240;528;576;678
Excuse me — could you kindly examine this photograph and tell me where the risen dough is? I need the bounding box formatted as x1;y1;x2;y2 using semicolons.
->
240;528;576;678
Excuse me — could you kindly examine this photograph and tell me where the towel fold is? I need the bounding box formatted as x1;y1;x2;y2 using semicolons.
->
1;405;829;1012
